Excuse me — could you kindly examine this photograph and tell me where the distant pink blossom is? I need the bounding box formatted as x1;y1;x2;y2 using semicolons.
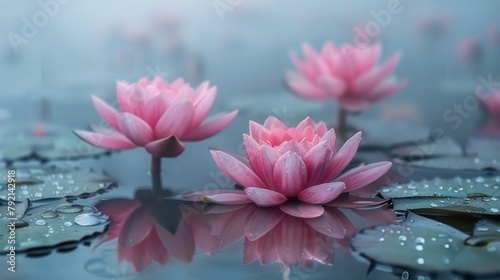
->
184;116;392;215
74;77;237;158
286;42;407;112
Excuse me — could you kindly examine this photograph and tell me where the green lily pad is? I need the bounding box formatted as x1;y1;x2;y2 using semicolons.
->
350;119;431;149
351;212;500;276
410;157;500;171
0;124;109;163
0;200;109;253
0;167;115;202
390;139;462;160
380;176;500;216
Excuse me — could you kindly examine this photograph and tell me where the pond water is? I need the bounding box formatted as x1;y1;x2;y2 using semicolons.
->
1;1;500;280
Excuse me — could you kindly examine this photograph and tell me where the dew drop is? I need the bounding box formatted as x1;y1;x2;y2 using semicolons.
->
35;220;46;226
475;177;485;183
42;211;58;219
417;258;424;265
430;203;438;207
63;222;72;227
490;208;499;213
415;245;423;251
56;204;83;214
415;237;425;244
477;226;490;232
399;235;407;242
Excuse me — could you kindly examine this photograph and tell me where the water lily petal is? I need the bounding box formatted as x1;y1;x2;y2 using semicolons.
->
117;112;154;146
335;161;392;192
244;187;288;206
298;182;345;204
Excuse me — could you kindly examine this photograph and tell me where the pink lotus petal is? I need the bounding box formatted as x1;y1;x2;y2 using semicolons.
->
117;112;154;146
92;95;120;131
244;135;280;190
245;207;284;241
73;130;136;150
296;117;316;132
323;194;390;208
319;75;346;98
273;151;308;197
322;132;362;182
144;136;185;157
297;182;345;204
279;203;325;218
118;207;153;248
303;141;333;186
143;92;170;128
351;52;401;94
182;110;238;141
155;99;194;139
116;81;132;112
202;192;252;205
263;116;288;130
210;149;266;189
286;71;328;100
249;120;266;139
243;240;261;264
335;161;392;192
304;208;347;238
190;87;216;129
244;187;288;207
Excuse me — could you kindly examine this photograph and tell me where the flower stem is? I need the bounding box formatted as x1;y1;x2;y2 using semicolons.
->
151;156;163;192
337;107;347;139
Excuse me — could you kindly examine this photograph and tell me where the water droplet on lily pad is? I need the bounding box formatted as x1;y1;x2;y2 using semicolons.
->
74;213;107;226
56;204;83;214
35;220;46;226
42;211;58;219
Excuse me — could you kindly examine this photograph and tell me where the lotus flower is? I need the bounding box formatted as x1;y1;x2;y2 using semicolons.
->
96;194;216;272
74;77;237;158
286;42;407;112
185;116;392;215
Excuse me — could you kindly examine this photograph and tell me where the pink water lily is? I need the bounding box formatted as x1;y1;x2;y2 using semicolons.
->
186;116;392;214
479;90;500;118
286;42;407;112
74;77;237;158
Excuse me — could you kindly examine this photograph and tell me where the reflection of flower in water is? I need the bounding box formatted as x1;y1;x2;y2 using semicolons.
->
95;192;216;272
198;203;396;269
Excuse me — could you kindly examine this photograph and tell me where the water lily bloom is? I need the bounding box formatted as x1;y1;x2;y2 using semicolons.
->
286;42;407;112
187;116;392;214
74;77;238;158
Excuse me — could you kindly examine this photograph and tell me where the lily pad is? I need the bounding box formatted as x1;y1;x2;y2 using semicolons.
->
0;124;109;163
0;167;115;202
351;212;500;276
349;119;431;150
0;199;109;253
410;156;500;171
380;176;500;216
390;139;462;160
